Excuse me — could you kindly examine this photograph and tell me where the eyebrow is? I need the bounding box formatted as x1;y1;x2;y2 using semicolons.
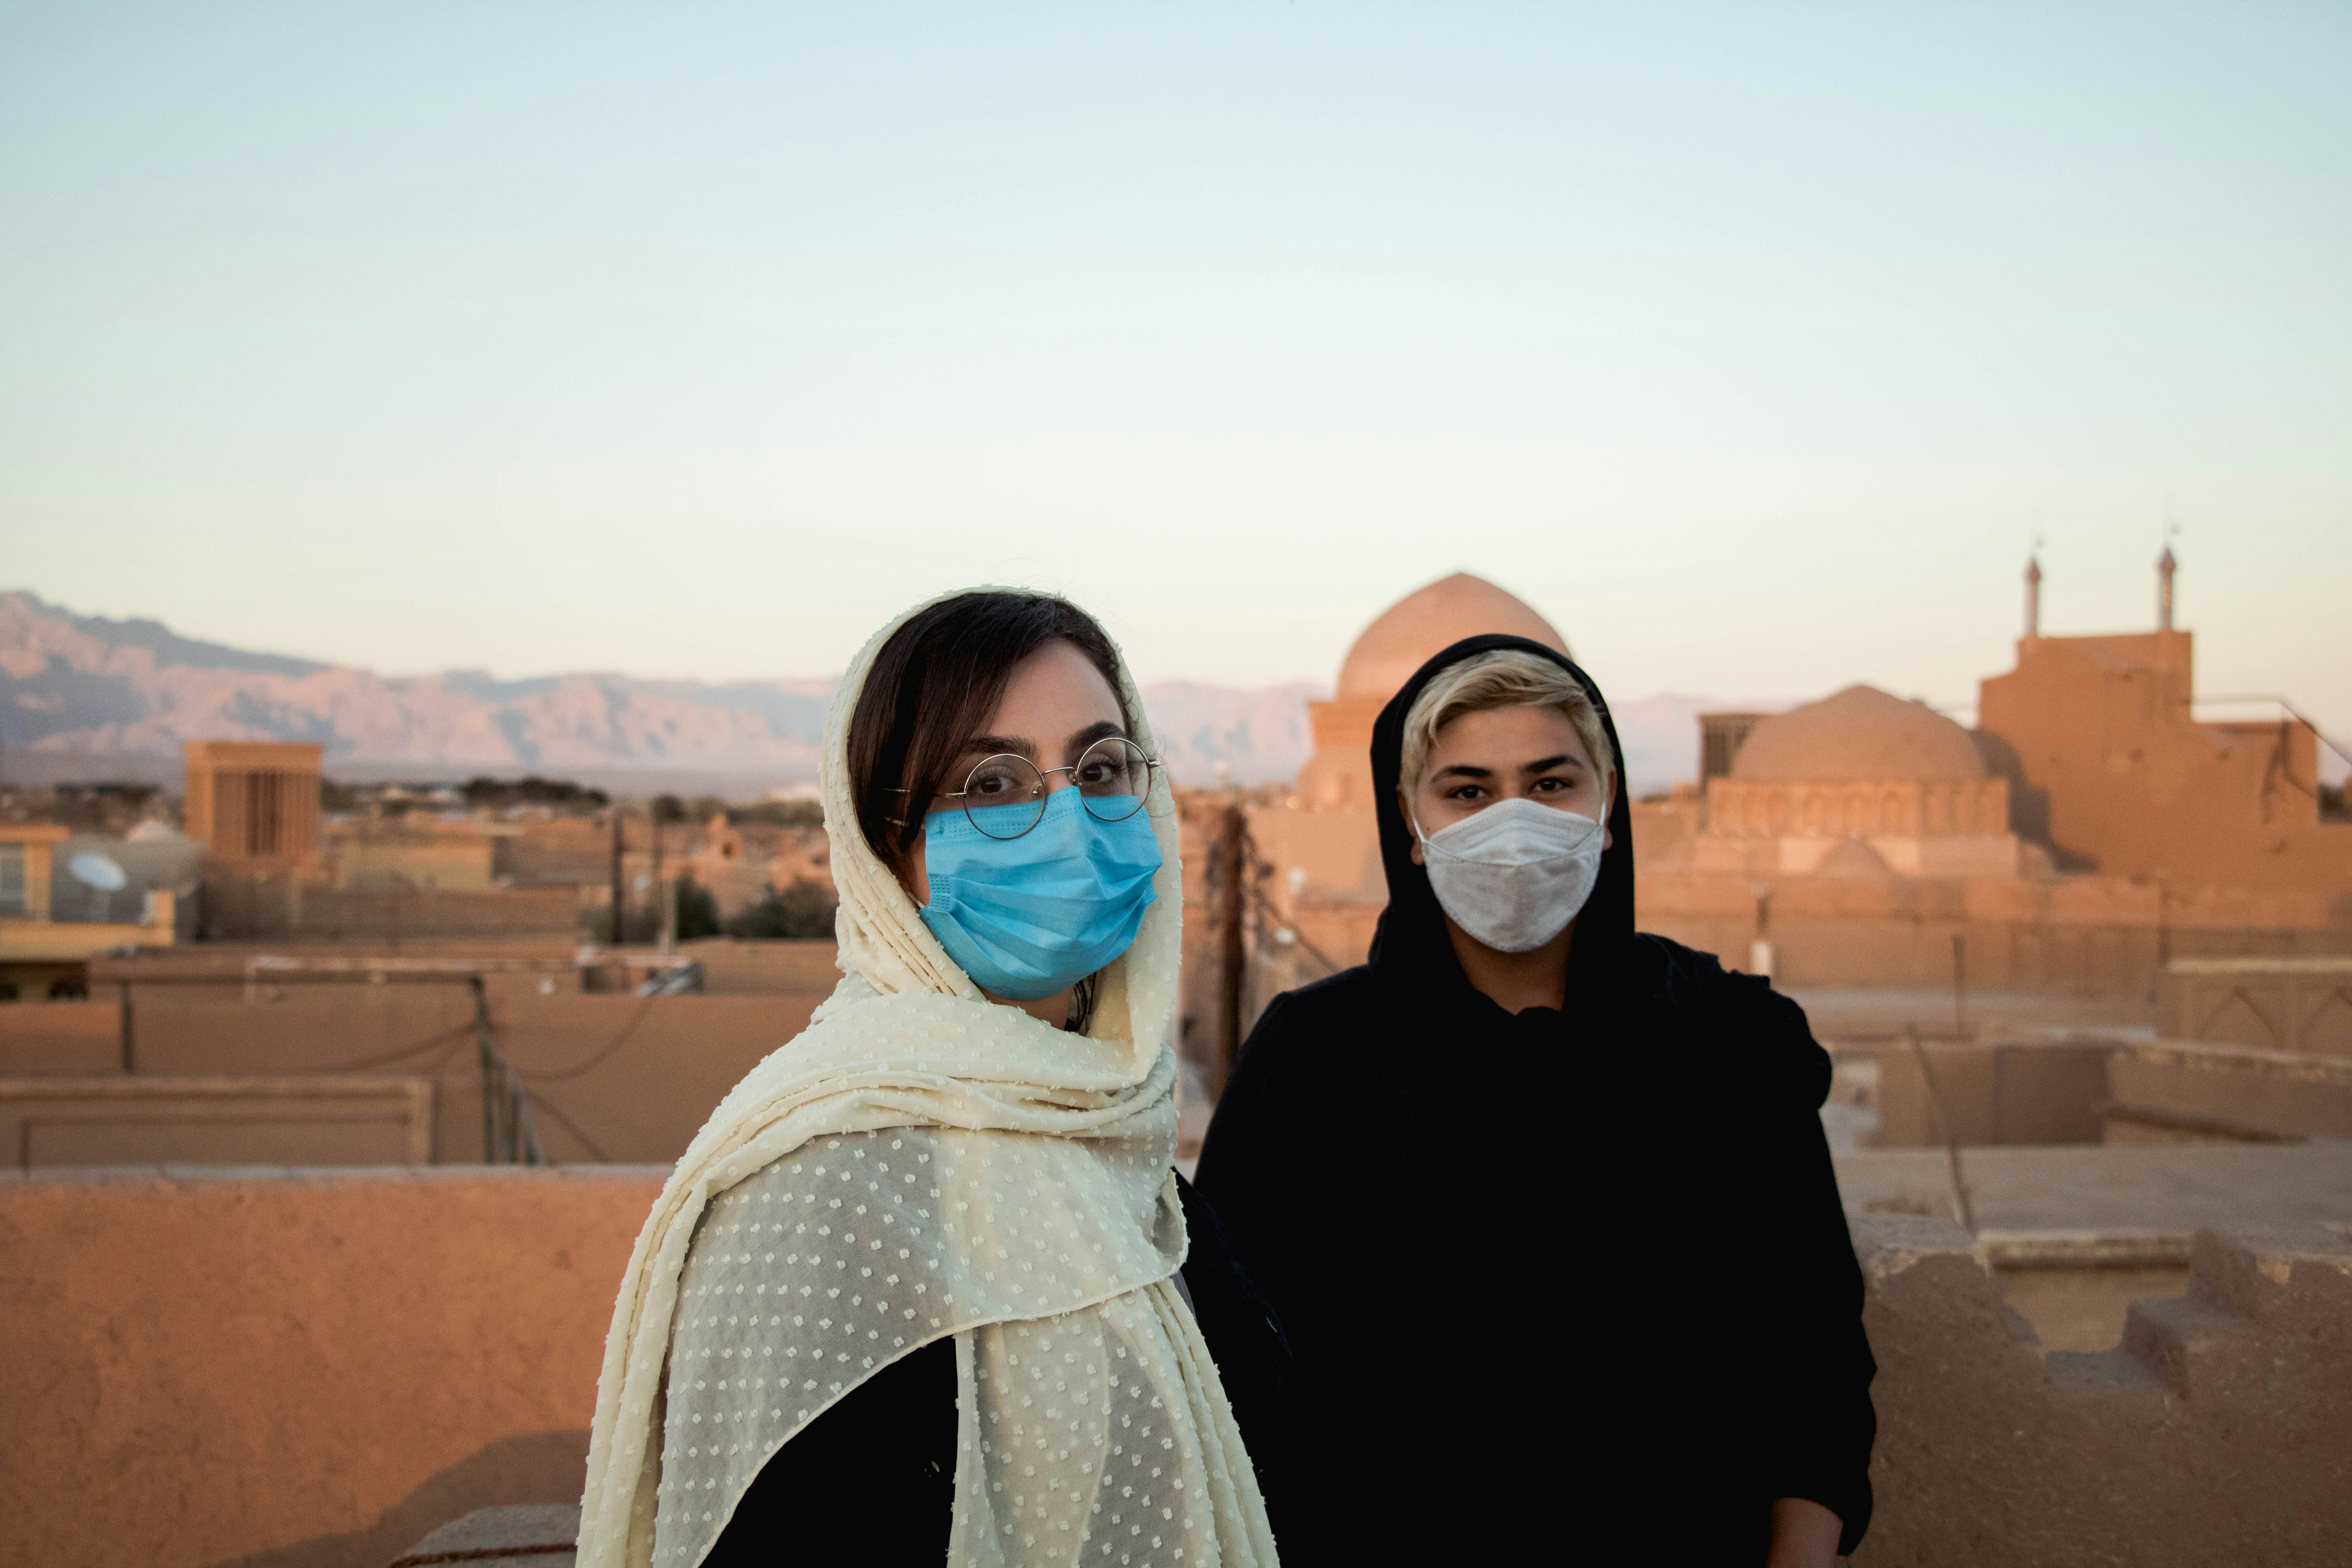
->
1063;720;1123;761
958;720;1127;767
1432;754;1585;782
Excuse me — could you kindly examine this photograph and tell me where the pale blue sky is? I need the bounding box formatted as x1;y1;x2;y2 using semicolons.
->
4;2;2348;737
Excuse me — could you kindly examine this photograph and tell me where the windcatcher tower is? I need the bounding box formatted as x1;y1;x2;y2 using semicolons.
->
184;741;323;867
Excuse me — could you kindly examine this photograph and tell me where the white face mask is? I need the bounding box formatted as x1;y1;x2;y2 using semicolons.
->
1412;796;1606;954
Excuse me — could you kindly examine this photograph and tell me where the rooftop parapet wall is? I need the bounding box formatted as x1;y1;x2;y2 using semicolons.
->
0;1165;666;1568
1637;909;2350;996
2160;956;2352;1056
4;1169;2347;1568
1851;1211;2352;1565
0;988;828;1165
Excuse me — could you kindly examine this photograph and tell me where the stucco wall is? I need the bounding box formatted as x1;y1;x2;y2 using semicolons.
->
0;1166;663;1568
2160;957;2352;1056
0;988;828;1165
9;1169;2351;1568
1850;1211;2352;1565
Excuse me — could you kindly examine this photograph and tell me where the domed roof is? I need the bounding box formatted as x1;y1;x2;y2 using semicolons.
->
1334;573;1569;701
1732;684;1987;783
1815;836;1895;878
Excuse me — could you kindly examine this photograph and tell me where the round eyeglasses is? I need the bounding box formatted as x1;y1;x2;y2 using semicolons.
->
933;737;1158;840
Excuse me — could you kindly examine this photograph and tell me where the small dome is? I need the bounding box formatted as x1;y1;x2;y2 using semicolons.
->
1732;684;1987;783
1815;836;1895;878
1335;573;1569;702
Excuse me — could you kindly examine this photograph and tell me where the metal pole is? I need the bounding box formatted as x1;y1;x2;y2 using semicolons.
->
1215;802;1246;1096
650;811;664;950
1906;1023;1976;1233
655;811;676;955
608;804;626;946
472;976;501;1161
1952;932;1968;1038
468;973;544;1165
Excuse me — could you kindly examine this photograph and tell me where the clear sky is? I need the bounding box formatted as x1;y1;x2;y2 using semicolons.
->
4;2;2348;737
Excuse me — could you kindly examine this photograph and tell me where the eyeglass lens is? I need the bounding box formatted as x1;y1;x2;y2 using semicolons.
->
945;738;1153;840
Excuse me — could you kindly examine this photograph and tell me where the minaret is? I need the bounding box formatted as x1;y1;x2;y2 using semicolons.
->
2156;541;2178;631
2023;552;2043;638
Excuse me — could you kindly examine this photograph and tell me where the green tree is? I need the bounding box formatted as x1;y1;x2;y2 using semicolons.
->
724;877;837;939
673;874;722;941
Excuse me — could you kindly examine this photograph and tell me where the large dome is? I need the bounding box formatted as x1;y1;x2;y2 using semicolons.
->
1334;573;1569;701
1732;684;1988;783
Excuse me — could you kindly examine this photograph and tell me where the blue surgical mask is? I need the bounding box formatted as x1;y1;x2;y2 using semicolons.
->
918;786;1163;1001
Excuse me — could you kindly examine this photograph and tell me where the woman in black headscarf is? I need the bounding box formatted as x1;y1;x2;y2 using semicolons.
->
1194;635;1875;1565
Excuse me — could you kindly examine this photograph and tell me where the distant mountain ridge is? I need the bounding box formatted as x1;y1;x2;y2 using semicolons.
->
0;591;1324;789
0;591;1734;795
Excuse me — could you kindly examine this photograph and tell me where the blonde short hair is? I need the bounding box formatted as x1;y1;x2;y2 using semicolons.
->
1399;649;1617;797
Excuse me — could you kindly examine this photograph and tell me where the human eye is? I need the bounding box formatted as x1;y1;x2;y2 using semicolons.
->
965;760;1032;801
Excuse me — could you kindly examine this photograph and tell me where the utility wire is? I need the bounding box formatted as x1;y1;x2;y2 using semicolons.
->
1245;881;1345;978
312;1020;477;1075
523;1089;613;1163
520;990;662;1083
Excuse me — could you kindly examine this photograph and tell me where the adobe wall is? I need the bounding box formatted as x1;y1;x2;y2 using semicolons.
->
6;1172;2344;1568
0;1166;666;1568
0;1074;436;1167
1859;1033;2352;1151
0;985;831;1165
202;879;587;940
2106;1040;2352;1142
1641;905;2352;995
2159;958;2352;1056
1867;1040;2114;1148
1849;1212;2351;1565
1978;630;2352;893
1212;897;2351;1005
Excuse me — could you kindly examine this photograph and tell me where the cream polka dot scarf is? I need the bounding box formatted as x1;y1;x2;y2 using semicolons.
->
576;590;1277;1568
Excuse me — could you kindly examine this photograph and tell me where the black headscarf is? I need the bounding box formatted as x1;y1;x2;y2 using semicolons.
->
1365;633;1637;1006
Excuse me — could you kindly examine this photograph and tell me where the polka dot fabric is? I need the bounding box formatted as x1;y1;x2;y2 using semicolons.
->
655;1124;1255;1568
950;1280;1260;1567
578;590;1274;1568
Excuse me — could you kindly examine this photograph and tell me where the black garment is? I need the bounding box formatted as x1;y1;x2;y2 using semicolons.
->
1194;635;1876;1564
705;1173;1289;1565
701;1330;957;1568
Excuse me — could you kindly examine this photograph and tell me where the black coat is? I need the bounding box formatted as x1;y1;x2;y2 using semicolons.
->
1194;635;1875;1563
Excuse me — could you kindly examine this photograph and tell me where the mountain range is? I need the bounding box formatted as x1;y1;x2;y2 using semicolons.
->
0;591;1728;797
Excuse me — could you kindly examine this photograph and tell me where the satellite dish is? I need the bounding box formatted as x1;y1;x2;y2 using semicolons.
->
70;853;129;892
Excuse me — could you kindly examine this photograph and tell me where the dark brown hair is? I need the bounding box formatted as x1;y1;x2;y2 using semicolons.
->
847;592;1134;875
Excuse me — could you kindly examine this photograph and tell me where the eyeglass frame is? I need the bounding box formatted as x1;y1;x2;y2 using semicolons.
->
884;737;1162;837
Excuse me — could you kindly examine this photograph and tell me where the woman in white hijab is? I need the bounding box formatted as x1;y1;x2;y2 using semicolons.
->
578;590;1283;1568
